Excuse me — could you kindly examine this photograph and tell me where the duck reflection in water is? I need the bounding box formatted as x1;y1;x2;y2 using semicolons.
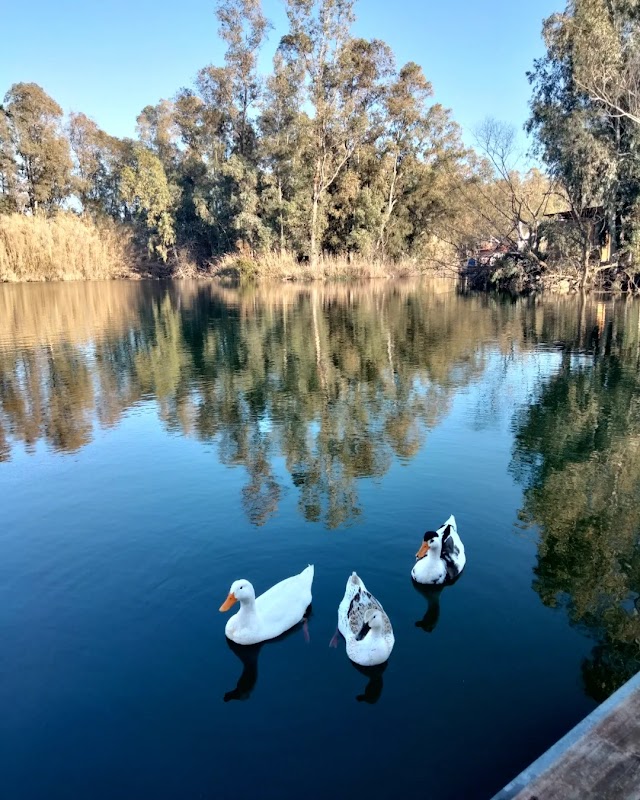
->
223;607;312;702
412;573;462;633
351;660;388;704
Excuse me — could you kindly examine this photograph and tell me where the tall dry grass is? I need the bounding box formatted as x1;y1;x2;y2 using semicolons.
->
0;213;137;282
210;248;457;282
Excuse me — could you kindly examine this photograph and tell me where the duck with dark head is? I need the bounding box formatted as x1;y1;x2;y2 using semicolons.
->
411;515;466;585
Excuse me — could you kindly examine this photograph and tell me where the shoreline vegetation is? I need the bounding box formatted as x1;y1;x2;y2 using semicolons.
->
0;213;457;284
0;208;638;293
3;0;640;292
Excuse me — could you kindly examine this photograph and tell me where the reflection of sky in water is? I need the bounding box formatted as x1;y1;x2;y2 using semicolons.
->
468;348;564;431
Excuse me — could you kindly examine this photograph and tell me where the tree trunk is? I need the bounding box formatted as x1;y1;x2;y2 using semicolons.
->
580;228;591;290
310;192;320;268
377;152;399;255
239;86;248;157
610;117;621;262
278;178;284;256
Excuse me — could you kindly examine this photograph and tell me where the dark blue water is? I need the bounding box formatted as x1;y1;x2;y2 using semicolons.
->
2;280;639;799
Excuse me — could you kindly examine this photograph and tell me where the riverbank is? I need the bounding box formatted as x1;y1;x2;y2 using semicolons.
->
2;214;636;293
0;214;450;283
464;254;640;295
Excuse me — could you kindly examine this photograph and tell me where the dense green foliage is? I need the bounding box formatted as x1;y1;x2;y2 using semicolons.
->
0;0;478;268
527;0;640;289
3;0;640;288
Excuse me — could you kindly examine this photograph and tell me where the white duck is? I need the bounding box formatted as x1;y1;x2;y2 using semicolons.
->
347;608;394;667
219;565;314;645
411;515;466;585
333;572;394;666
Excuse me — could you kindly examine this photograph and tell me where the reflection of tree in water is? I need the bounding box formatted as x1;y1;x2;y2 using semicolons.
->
0;281;162;456
166;282;497;527
0;345;95;454
1;280;518;527
512;300;640;701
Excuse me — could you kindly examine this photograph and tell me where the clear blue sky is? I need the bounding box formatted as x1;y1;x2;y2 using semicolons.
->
2;0;560;147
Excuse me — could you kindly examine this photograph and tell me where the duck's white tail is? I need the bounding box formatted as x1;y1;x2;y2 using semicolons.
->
347;571;365;591
300;564;314;587
441;514;457;533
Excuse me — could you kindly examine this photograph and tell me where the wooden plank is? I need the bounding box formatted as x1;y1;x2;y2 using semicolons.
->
492;672;640;800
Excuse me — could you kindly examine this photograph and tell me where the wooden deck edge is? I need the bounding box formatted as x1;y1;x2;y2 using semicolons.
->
490;671;640;800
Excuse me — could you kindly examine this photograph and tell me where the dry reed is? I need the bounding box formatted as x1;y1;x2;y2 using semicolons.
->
209;249;456;282
0;213;137;282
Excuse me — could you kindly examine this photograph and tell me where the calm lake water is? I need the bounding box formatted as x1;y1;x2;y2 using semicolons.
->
2;279;640;799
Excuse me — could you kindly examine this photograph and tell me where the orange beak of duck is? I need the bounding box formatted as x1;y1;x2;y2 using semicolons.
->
219;592;237;612
416;541;429;560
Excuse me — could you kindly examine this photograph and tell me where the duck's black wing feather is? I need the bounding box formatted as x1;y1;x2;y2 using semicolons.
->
441;525;461;578
347;590;361;620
